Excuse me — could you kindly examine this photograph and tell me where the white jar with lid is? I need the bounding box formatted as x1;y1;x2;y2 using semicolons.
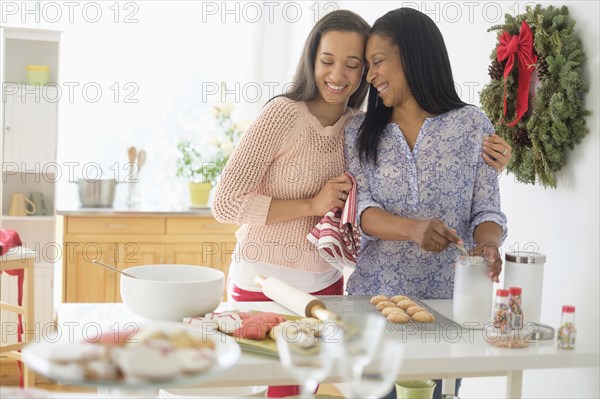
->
504;251;546;324
452;255;494;327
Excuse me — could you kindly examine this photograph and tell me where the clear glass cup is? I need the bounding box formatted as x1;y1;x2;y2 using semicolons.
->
275;322;341;399
344;338;404;399
343;313;386;370
126;181;140;208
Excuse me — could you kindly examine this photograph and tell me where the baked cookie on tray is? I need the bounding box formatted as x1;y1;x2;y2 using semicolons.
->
370;295;390;305
387;311;411;323
370;294;436;323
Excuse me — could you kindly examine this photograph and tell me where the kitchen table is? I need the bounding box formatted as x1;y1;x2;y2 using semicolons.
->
51;301;598;398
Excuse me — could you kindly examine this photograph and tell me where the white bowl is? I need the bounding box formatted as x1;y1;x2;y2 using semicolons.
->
120;265;224;321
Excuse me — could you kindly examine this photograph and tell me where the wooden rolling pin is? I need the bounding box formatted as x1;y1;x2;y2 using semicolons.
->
254;275;341;322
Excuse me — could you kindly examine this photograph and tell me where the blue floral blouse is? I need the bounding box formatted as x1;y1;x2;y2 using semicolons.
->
344;106;507;299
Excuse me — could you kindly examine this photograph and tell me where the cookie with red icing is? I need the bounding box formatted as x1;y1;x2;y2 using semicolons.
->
232;312;287;340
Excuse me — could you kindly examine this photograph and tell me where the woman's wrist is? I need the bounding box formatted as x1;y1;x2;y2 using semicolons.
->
403;218;419;243
473;222;502;247
303;198;318;217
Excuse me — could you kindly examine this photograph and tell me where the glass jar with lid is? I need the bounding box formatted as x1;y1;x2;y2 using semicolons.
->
504;251;546;324
508;287;524;330
493;289;510;332
557;305;576;349
453;255;493;327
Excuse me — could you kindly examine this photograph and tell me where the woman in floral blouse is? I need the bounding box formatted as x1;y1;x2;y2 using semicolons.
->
344;8;508;399
345;7;508;300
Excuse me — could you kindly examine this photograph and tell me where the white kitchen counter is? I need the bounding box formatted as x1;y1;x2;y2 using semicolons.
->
52;301;599;398
56;205;214;216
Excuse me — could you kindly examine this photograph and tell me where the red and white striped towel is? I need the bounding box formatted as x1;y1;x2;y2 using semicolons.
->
307;172;361;270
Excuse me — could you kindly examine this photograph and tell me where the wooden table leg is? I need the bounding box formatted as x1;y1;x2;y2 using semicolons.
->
506;370;523;399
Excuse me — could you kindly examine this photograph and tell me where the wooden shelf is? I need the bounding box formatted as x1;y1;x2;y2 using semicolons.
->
2;215;54;221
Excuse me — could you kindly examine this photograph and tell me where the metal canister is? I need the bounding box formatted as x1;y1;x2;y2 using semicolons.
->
504;251;546;325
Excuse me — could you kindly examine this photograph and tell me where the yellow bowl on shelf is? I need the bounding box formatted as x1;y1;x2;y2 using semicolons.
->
26;65;50;86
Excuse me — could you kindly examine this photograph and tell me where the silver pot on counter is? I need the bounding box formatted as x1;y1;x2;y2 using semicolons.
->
73;178;119;207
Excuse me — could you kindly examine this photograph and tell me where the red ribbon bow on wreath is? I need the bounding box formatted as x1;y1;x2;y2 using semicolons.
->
496;20;538;127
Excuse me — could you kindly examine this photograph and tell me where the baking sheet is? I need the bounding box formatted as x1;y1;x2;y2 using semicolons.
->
317;295;463;336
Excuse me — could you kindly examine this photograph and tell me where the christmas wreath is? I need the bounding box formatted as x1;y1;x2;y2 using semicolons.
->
480;4;590;187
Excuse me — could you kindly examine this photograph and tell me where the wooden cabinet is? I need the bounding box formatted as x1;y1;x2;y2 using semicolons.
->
63;243;117;303
62;214;237;303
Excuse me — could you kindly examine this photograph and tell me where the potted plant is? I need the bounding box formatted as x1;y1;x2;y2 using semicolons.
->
176;104;243;207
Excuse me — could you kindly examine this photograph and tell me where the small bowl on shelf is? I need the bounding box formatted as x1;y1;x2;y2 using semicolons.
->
120;265;224;321
26;65;50;85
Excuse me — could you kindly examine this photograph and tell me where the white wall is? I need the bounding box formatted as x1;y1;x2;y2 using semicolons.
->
494;2;599;397
2;1;310;209
339;1;599;397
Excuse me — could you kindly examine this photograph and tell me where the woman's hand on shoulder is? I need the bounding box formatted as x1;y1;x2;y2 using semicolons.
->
483;134;512;174
409;219;462;253
308;174;353;216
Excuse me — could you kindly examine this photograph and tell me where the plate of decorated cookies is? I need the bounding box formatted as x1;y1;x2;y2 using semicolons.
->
22;321;241;389
183;310;340;357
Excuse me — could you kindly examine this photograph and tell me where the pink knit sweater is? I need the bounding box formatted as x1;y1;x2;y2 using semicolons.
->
212;97;358;273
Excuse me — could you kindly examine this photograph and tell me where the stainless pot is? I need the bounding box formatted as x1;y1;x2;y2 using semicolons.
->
73;178;118;207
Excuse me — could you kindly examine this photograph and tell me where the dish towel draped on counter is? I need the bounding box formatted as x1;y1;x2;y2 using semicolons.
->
307;172;360;270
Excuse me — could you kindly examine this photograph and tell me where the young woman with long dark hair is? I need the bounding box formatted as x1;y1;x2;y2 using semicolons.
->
213;10;371;397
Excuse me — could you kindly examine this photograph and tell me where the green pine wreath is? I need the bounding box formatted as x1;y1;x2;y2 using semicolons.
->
480;4;590;188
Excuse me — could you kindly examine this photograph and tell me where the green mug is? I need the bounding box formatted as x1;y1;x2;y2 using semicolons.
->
30;192;50;216
395;379;437;399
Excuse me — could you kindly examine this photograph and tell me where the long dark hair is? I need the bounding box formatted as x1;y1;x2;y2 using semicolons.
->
358;8;467;164
280;10;370;109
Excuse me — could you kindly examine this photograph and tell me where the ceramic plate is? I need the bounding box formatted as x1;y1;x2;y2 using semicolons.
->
206;311;301;357
22;321;241;389
221;311;351;357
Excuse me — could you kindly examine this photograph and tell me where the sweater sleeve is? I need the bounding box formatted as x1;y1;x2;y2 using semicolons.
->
212;98;300;225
